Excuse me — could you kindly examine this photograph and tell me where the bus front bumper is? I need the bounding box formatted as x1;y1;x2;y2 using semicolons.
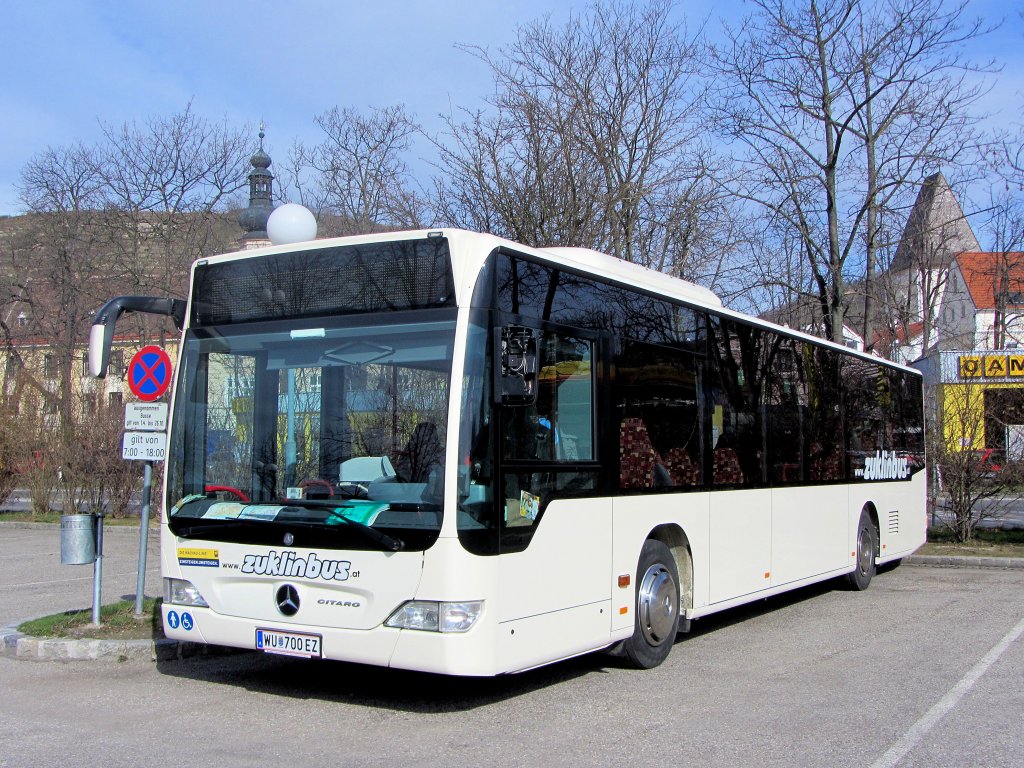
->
160;603;500;676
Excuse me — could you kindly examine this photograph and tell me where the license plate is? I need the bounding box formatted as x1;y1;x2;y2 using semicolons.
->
255;628;322;658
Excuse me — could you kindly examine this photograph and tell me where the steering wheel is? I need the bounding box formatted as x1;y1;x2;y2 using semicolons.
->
204;484;250;502
299;478;334;499
336;481;369;500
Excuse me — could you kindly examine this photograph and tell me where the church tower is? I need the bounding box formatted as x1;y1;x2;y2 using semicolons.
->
238;124;275;249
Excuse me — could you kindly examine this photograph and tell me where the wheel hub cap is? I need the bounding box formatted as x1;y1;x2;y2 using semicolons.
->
858;527;872;574
638;563;677;646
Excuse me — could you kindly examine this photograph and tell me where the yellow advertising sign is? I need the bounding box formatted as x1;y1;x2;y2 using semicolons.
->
959;354;1024;380
1009;355;1024;377
959;356;982;378
984;355;1008;378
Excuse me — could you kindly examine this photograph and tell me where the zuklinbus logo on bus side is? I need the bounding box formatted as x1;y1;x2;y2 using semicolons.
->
241;551;352;581
860;450;911;481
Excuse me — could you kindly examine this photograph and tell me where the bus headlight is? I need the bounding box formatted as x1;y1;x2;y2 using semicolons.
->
385;600;483;633
163;578;209;608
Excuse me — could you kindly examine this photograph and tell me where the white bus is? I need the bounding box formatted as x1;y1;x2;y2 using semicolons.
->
89;228;925;675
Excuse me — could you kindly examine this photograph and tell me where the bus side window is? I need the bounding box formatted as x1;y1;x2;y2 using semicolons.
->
503;333;594;463
765;338;807;484
497;331;598;546
614;339;701;491
707;317;767;487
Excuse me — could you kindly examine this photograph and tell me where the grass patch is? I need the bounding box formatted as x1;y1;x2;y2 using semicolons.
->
18;598;163;640
921;527;1024;558
1;510;67;524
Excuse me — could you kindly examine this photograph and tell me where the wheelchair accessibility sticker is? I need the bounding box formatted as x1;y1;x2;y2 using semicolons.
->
166;610;194;632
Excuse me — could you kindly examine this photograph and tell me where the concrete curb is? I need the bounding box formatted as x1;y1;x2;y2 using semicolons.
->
905;554;1024;569
1;623;238;663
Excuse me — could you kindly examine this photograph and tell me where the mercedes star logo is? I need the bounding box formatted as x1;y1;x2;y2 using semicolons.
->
276;584;300;617
283;532;295;546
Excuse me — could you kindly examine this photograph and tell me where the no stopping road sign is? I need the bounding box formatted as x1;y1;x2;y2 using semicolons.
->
127;346;172;402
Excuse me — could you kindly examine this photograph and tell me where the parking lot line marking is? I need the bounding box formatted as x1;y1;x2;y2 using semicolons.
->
870;614;1024;768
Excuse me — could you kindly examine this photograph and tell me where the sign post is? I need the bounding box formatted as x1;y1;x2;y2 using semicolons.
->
92;511;104;625
125;346;172;617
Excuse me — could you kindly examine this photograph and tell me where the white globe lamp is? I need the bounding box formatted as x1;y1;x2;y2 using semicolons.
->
267;203;317;245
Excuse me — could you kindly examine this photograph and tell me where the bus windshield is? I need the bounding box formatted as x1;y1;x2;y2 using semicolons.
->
166;312;455;551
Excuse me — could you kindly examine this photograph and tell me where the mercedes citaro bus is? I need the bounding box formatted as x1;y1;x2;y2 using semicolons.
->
89;228;925;675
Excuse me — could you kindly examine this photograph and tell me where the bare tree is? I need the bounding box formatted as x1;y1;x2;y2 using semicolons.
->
0;402;16;507
284;105;425;235
710;0;990;342
432;0;737;287
12;143;109;427
975;116;1024;349
6;108;251;519
852;1;992;347
97;104;251;343
979;192;1024;349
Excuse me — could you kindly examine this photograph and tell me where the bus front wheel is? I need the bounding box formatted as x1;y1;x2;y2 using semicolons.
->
619;539;680;669
846;510;877;591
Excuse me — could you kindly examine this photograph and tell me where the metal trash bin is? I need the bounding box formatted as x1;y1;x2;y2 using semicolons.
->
60;513;96;565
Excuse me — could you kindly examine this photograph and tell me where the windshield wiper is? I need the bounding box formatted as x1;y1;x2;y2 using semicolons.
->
328;513;405;551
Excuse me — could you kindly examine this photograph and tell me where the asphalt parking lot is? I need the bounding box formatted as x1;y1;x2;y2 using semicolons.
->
0;522;161;627
1;525;1022;768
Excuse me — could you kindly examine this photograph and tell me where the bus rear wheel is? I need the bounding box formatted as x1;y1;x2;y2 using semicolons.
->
846;510;877;591
620;539;680;669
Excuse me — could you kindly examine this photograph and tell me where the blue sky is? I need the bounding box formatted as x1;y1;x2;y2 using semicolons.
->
1;0;1021;217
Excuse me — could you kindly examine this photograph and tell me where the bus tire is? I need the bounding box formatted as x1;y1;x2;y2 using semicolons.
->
846;510;877;591
620;539;680;669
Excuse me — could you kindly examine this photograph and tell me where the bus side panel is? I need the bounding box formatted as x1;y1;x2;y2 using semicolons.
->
709;489;772;604
850;473;927;562
496;497;612;668
771;485;849;586
611;492;710;631
497;604;614;674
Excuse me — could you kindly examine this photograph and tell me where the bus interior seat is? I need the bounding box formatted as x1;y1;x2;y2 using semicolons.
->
620;417;667;489
713;446;744;485
664;447;699;486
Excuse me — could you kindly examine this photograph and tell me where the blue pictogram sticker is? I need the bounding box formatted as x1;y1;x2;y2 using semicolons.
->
167;610;180;630
181;612;194;631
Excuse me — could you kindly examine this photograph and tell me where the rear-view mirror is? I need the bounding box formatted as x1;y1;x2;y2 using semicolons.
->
495;325;538;406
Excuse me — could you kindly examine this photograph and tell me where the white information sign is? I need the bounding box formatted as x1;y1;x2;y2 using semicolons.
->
122;431;167;461
125;402;168;431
